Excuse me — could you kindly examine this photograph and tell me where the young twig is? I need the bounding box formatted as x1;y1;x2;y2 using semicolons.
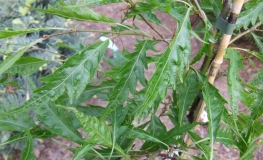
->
230;22;262;44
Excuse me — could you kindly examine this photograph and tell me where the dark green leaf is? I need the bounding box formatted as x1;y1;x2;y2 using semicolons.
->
56;80;115;107
216;129;237;148
247;90;263;133
177;71;200;126
188;131;210;160
137;7;191;119
100;40;157;120
0;129;55;146
252;33;263;54
0;41;109;119
72;108;129;159
36;103;83;144
197;73;227;158
6;56;47;75
126;127;169;149
21;130;36;160
73;143;93;160
141;115;167;151
0;112;35;132
225;49;246;120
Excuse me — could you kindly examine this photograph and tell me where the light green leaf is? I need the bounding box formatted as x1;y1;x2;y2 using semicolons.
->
137;7;192;119
127;127;169;149
236;0;263;29
0;112;35;132
36;103;83;144
21;130;36;160
0;28;63;39
71;108;129;159
0;38;43;76
73;143;93;160
100;40;157;120
177;71;200;126
33;3;116;24
252;33;263;54
5;56;47;75
0;40;109;119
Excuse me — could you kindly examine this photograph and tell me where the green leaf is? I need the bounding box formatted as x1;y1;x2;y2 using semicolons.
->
197;73;227;159
137;7;191;119
0;112;35;132
249;68;263;86
216;129;237;148
177;71;200;126
0;128;55;146
33;3;117;24
199;0;222;17
248;89;263;131
0;28;61;39
188;131;210;160
5;56;47;75
71;108;129;159
0;38;43;76
73;143;93;160
141;115;167;151
191;21;215;64
126;127;169;149
56;80;115;107
100;40;157;120
21;130;36;160
236;0;263;29
225;49;246;121
0;40;109;119
35;103;83;144
252;33;263;54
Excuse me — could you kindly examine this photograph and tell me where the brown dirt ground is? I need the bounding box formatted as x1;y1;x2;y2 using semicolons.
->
1;2;263;160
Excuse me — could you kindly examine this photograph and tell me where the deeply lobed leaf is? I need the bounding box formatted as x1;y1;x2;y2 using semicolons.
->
137;7;192;119
100;40;157;120
236;0;263;29
0;40;109;118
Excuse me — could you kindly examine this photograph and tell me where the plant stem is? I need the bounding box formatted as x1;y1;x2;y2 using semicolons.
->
182;0;245;158
125;0;169;43
200;29;218;74
230;22;262;44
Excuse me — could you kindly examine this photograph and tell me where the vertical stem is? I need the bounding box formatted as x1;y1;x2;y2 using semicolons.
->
182;0;245;158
